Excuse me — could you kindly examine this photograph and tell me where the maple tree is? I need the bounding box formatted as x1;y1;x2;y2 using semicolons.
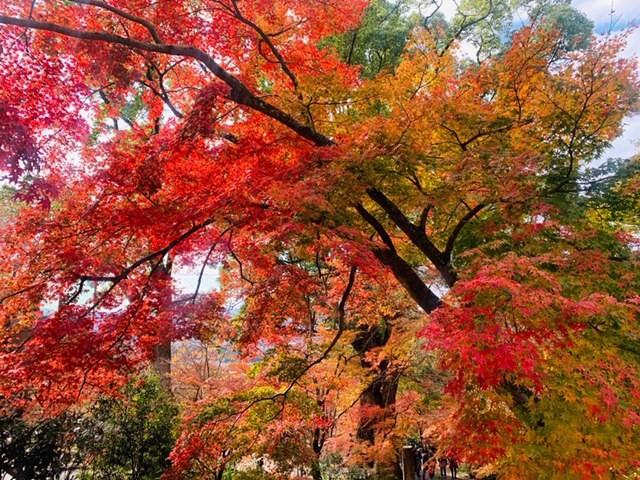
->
1;0;639;478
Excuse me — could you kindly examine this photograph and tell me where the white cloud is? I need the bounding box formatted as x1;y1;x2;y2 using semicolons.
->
604;114;640;160
416;0;458;21
455;38;479;60
572;0;640;29
621;26;640;58
592;16;640;162
418;0;640;28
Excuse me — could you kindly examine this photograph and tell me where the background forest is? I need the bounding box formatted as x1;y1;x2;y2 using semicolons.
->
0;0;639;478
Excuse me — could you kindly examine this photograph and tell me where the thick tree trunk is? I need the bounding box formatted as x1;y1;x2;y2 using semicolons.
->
401;446;417;480
356;360;399;444
311;422;326;480
153;341;171;391
352;322;401;479
373;249;441;314
151;257;173;392
310;459;323;480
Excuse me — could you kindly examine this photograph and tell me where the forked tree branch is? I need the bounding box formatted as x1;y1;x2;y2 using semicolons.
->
356;203;441;313
366;188;457;286
70;0;164;44
228;0;299;90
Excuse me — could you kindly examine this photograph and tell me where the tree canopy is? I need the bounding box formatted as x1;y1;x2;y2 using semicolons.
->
0;0;639;478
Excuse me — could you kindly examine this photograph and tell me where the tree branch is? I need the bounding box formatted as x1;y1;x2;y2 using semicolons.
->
356;203;441;313
70;0;163;44
444;203;485;257
418;204;432;230
212;266;358;424
366;188;456;286
373;249;442;313
77;218;214;286
228;0;298;91
0;15;333;146
355;203;396;252
189;225;234;303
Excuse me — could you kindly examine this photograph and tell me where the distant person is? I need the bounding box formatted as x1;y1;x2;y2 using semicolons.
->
415;448;424;480
423;457;436;480
439;457;448;478
419;452;427;480
448;456;459;479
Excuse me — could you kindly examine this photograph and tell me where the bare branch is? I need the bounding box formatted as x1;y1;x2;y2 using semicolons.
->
438;0;494;56
418;204;432;230
0;281;46;305
190;225;234;302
